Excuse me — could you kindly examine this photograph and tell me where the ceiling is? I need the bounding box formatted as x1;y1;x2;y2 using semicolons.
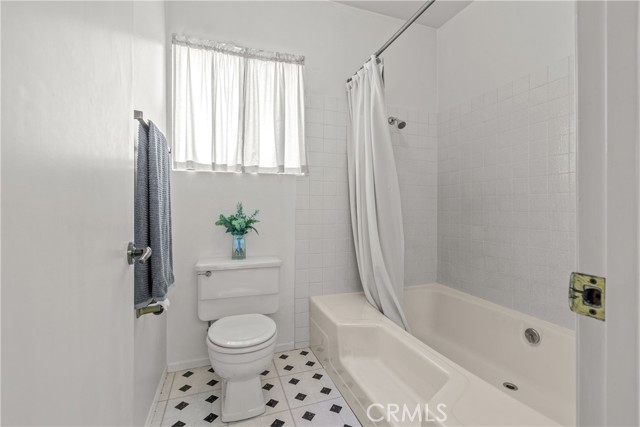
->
336;0;473;29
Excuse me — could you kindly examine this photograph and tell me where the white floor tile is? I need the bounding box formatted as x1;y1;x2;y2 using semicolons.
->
229;410;295;427
160;372;176;401
280;369;340;409
169;366;222;399
151;400;168;427
290;398;361;427
159;349;358;427
273;349;320;376
260;361;278;380
261;377;289;415
161;391;225;427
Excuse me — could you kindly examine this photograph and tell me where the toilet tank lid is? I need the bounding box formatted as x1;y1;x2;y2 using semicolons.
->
195;256;282;272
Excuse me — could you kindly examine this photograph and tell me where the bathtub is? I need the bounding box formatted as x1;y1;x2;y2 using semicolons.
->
310;283;575;427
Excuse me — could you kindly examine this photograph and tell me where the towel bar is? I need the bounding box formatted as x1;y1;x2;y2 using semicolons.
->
134;110;149;131
136;303;164;318
134;109;171;153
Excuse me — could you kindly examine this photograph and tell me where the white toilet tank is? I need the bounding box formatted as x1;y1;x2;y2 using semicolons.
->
196;257;282;321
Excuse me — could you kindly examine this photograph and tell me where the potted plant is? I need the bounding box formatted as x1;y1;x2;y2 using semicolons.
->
215;203;259;260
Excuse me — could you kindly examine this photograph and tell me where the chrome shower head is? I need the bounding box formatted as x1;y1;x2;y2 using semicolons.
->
388;116;407;129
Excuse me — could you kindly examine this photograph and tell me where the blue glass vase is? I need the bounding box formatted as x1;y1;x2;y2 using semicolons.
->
232;234;246;260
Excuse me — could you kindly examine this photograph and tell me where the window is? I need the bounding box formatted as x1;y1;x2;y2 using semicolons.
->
172;34;307;174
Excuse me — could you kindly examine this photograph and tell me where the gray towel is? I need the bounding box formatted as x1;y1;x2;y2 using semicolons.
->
134;121;174;309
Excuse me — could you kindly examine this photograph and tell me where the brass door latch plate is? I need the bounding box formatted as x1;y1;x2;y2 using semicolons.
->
569;272;605;321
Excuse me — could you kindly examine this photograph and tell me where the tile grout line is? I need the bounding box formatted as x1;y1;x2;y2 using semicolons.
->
158;372;175;424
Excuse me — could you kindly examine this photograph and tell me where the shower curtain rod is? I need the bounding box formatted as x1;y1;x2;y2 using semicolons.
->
346;0;436;83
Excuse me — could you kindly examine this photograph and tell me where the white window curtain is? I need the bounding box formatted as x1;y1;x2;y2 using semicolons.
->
172;34;307;174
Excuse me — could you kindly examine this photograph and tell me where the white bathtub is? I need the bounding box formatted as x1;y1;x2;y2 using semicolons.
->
310;283;575;427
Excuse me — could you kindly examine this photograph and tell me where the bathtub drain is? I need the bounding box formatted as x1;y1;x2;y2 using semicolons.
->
503;382;518;391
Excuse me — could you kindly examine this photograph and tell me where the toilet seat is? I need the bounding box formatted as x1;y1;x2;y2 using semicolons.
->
208;314;276;350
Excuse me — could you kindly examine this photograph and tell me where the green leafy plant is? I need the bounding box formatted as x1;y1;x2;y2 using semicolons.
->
215;202;260;236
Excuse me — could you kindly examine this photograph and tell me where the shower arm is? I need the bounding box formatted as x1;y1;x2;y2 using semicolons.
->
346;0;436;83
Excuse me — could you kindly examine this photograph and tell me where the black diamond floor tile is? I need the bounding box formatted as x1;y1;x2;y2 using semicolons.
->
288;378;300;385
295;393;307;401
283;365;293;371
182;371;194;378
208;368;214;373
320;387;331;395
305;361;315;367
330;404;343;413
203;413;218;423
205;394;218;403
344;424;353;427
171;422;185;427
266;399;279;408
279;354;289;359
263;383;274;390
312;373;323;380
271;419;285;427
207;379;218;387
178;385;191;392
302;411;315;421
174;401;189;410
300;350;309;356
261;370;270;376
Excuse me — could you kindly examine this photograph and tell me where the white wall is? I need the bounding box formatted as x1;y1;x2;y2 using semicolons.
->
166;1;437;362
169;173;297;368
575;2;640;424
436;1;577;328
2;2;137;424
132;2;168;425
438;1;576;111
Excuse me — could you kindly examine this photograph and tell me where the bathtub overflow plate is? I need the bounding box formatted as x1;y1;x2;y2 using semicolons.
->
524;328;540;345
503;382;518;391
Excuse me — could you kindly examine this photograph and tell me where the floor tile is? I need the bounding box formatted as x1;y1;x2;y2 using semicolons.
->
151;400;168;427
170;366;222;399
160;348;360;427
290;398;361;427
273;349;320;376
260;361;278;380
261;378;289;415
161;391;225;427
280;369;340;409
160;372;176;401
229;410;295;427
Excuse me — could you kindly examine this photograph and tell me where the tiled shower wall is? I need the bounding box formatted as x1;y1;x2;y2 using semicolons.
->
437;56;576;328
294;94;438;347
389;107;438;285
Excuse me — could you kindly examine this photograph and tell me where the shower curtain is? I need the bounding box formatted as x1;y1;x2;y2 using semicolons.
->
346;56;410;331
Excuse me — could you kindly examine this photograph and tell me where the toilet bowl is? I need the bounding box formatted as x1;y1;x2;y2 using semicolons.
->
206;313;277;422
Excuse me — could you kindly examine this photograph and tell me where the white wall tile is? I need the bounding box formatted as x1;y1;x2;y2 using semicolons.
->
437;56;576;329
294;95;438;346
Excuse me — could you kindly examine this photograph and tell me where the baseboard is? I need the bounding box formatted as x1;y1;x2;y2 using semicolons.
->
167;357;211;373
144;365;167;427
275;341;294;353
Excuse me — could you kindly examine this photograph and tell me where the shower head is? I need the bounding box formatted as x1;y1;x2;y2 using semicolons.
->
388;116;407;129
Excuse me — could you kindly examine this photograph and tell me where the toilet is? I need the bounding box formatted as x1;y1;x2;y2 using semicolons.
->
196;257;282;422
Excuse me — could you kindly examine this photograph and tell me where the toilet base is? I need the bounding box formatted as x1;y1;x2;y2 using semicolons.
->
220;377;266;422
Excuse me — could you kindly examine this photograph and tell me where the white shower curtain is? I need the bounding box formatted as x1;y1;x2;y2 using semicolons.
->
346;57;410;331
